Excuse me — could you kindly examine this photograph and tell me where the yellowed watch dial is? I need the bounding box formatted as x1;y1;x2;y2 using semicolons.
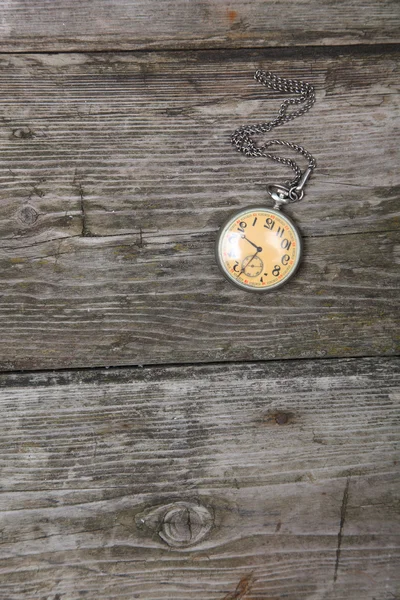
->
216;207;302;291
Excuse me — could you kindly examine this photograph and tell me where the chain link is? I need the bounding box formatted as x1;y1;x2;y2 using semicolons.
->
231;70;317;195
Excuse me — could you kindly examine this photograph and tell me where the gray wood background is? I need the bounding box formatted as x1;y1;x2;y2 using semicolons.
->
0;1;399;599
1;0;399;51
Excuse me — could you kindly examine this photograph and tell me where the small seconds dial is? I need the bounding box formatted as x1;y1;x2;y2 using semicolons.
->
215;206;302;291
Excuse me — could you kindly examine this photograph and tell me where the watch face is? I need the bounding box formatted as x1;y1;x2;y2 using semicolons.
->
215;206;302;292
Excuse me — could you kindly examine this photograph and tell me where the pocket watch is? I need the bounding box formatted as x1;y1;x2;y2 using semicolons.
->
215;70;317;292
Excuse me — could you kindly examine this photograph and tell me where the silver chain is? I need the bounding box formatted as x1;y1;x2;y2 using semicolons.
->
231;70;316;201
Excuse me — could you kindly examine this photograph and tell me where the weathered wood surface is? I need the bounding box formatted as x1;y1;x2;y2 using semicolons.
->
0;0;399;52
0;357;399;599
0;49;399;371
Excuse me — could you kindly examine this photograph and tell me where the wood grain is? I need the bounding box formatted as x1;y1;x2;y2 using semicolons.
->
1;2;398;598
0;49;399;370
0;226;399;370
0;357;399;599
1;49;399;240
0;0;399;52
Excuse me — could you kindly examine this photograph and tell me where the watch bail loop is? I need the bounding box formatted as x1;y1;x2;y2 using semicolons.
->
267;183;291;209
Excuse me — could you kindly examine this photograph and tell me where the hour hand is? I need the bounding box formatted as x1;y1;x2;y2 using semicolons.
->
241;234;262;253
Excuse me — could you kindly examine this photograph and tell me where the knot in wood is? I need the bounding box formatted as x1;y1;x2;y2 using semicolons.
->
275;412;289;425
18;205;38;225
137;501;214;548
12;126;34;140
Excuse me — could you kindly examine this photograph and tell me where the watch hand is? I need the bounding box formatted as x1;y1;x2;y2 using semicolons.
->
241;235;262;253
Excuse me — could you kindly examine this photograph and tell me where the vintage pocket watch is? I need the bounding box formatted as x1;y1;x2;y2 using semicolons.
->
215;70;316;292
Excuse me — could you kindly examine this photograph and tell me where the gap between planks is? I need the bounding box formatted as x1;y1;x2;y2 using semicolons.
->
0;42;398;57
0;353;398;379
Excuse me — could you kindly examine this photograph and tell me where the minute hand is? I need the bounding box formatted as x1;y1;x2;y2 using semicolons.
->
242;235;262;252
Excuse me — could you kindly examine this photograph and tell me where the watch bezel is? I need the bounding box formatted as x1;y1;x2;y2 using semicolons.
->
215;205;303;292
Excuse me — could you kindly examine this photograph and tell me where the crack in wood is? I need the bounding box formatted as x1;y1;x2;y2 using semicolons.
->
334;477;350;583
0;234;82;252
138;226;145;248
79;187;89;237
73;170;90;237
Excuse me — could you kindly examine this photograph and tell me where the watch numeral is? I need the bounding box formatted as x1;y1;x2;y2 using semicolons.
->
276;226;284;238
237;221;247;233
252;217;258;227
264;218;275;230
281;254;290;266
233;261;240;272
281;238;291;250
228;233;239;243
272;265;281;277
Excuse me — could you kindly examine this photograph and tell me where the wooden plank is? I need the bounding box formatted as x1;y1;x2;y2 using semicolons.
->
0;0;399;52
0;226;399;370
0;357;399;599
0;49;399;370
1;49;398;240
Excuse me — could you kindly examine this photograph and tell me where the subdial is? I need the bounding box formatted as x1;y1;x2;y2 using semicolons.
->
242;255;263;277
